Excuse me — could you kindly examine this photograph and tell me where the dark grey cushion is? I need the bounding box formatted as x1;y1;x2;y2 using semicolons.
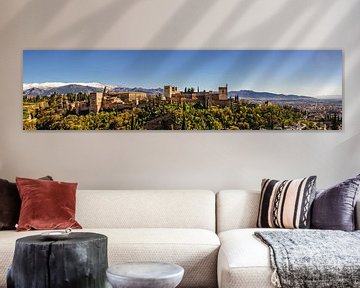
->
0;179;20;230
311;174;360;231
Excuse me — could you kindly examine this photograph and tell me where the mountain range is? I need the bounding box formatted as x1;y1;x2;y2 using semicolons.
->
227;90;315;101
112;86;163;95
23;82;110;91
23;83;162;97
24;84;101;96
23;82;338;101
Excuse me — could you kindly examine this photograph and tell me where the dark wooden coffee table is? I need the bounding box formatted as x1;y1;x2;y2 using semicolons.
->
7;232;108;288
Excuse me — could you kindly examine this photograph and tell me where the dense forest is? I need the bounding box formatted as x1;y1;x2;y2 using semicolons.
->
23;95;339;130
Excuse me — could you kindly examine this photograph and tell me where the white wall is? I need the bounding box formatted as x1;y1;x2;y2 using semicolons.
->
0;0;359;190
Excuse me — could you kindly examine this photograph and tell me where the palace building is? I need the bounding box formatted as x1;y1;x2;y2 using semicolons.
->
163;85;228;104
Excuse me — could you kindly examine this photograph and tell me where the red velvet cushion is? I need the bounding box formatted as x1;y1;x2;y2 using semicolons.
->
16;177;82;231
0;176;53;230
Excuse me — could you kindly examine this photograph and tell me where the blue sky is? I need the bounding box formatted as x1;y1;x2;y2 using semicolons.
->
23;50;342;97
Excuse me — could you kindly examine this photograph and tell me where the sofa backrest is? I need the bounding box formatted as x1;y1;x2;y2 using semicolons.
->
76;190;216;231
216;190;260;233
217;190;360;233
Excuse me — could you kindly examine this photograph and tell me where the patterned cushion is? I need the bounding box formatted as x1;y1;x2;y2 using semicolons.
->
257;176;316;229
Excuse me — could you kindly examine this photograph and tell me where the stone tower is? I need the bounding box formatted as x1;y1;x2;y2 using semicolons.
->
89;92;103;114
218;85;228;100
164;85;178;98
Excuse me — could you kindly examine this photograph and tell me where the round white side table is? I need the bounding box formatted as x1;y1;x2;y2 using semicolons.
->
106;262;184;288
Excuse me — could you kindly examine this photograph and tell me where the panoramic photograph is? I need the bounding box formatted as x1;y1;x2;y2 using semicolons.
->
23;50;342;131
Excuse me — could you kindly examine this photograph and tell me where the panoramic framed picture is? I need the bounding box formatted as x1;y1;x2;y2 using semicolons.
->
23;50;342;131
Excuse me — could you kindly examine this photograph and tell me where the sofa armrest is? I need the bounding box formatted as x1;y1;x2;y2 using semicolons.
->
356;200;360;230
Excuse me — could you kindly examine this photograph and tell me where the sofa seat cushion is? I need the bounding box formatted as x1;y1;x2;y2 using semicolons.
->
218;228;281;288
101;228;220;288
0;228;220;288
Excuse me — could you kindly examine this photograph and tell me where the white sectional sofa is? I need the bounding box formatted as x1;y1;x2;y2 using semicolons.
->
1;189;359;288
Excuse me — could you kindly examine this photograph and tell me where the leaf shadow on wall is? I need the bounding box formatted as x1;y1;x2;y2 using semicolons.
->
116;0;219;78
330;131;360;179
137;1;322;89
145;0;217;47
0;0;71;38
42;0;144;46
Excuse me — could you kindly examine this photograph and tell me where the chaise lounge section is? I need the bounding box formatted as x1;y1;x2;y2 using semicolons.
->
216;189;360;288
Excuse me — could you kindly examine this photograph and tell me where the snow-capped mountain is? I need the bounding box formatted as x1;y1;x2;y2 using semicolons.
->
23;82;163;96
23;84;102;96
23;82;113;91
23;87;47;96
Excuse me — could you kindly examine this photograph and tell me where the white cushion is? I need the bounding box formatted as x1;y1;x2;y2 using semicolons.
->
76;190;216;231
217;228;277;288
0;228;220;288
216;190;260;233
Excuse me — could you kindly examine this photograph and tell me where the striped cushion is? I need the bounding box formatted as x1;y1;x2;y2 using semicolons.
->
257;176;317;229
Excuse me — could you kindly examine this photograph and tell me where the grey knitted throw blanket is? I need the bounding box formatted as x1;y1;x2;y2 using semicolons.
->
255;230;360;288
